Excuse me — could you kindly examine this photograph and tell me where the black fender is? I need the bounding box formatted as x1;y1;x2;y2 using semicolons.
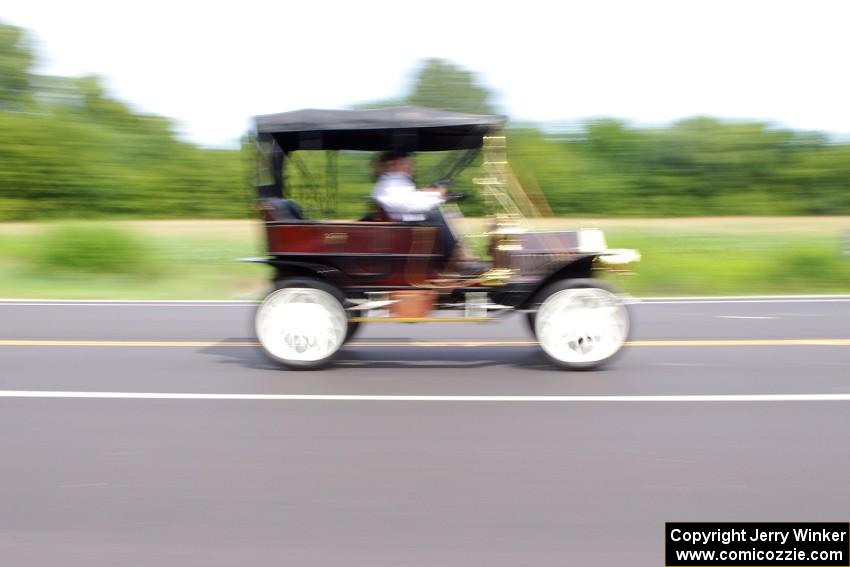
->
240;257;347;289
514;254;599;309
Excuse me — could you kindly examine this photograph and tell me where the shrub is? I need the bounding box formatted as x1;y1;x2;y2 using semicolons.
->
32;223;158;275
766;244;850;289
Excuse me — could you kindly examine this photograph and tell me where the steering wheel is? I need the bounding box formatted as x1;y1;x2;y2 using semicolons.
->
429;179;467;202
443;191;468;203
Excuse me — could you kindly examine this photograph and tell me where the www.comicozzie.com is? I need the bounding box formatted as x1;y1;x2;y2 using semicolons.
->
665;522;850;566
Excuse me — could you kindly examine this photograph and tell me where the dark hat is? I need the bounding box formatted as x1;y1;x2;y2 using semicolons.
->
378;150;411;163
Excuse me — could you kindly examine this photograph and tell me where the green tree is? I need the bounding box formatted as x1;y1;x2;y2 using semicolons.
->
0;23;249;221
406;58;496;115
0;21;35;108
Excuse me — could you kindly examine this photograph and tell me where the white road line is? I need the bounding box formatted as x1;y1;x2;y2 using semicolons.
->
640;299;850;304
1;390;850;402
639;294;850;300
1;295;849;307
717;316;775;320
0;298;256;303
0;300;255;307
2;338;849;347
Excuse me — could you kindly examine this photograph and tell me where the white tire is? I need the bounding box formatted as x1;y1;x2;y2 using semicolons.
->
255;283;348;369
533;280;630;369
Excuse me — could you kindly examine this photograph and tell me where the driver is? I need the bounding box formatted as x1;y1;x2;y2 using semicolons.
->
371;151;457;262
371;151;445;221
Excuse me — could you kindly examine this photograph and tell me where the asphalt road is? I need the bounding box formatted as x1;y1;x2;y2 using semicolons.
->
1;297;849;566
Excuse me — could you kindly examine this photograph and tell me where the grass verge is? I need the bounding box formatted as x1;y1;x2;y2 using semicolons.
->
0;218;848;299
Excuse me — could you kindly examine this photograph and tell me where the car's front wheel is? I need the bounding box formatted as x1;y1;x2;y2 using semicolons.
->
255;278;349;369
344;320;361;343
532;279;630;370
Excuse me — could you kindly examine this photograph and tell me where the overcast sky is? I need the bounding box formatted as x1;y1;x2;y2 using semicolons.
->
5;0;850;147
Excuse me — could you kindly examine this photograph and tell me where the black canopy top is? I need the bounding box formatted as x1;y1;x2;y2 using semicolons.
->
255;106;503;152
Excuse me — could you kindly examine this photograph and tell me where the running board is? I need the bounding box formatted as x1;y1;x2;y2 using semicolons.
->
346;299;399;311
350;316;498;323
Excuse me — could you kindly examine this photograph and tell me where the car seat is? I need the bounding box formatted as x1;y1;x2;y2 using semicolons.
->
259;198;306;221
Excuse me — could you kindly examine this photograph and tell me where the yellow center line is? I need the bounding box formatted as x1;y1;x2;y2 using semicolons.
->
0;339;848;348
635;339;850;346
0;340;258;347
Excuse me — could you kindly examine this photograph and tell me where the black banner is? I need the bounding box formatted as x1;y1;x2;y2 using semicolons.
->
666;522;849;566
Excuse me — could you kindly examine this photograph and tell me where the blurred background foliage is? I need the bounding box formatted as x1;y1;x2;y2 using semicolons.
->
0;21;248;221
0;22;848;298
2;20;850;223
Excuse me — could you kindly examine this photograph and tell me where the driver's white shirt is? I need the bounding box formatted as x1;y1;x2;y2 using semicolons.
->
371;172;443;221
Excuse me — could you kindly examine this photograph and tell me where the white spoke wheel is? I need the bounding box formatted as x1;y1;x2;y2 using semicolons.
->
255;279;349;369
532;280;630;370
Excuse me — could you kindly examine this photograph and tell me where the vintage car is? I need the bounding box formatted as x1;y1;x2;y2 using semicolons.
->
247;106;639;370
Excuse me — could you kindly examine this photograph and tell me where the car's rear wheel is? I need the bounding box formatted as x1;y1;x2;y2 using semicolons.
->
531;279;630;370
255;278;349;369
